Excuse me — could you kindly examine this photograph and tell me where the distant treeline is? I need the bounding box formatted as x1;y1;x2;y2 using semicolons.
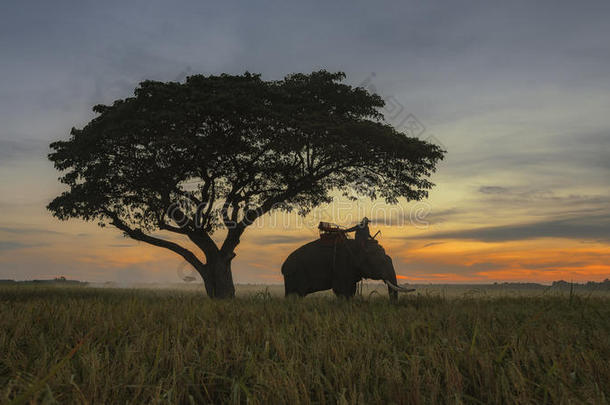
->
551;279;610;290
0;276;87;285
473;280;609;290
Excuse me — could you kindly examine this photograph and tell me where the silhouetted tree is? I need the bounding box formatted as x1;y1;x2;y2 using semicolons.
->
48;71;445;298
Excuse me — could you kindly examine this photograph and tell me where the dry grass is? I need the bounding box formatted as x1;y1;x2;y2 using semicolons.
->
1;285;608;404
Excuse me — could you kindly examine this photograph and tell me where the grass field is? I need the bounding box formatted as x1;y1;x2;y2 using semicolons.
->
1;285;608;404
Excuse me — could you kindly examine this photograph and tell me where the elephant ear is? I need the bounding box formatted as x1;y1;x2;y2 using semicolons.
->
369;242;386;255
357;241;392;278
362;241;387;264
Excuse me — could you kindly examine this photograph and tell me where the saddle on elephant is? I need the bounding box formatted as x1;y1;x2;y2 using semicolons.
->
318;221;347;246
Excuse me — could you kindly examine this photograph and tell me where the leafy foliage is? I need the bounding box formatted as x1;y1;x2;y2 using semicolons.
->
49;70;443;236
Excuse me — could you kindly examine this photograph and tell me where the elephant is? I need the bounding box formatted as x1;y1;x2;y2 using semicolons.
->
281;234;414;299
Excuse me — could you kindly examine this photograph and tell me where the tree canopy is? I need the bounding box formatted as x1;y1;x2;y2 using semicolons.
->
48;70;445;297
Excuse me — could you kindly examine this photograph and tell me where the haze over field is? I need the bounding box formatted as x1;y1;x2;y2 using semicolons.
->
1;1;609;283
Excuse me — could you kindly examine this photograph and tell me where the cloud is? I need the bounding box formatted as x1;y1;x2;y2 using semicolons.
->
423;242;445;248
0;241;46;251
479;186;509;194
551;131;610;172
251;234;311;245
442;130;610;188
0;139;47;162
396;255;610;283
406;215;610;243
0;226;63;235
372;207;462;227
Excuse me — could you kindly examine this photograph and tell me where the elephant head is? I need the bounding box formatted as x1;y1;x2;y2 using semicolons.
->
355;241;414;299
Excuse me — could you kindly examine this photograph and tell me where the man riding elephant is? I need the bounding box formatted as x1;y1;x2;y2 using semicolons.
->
343;217;372;251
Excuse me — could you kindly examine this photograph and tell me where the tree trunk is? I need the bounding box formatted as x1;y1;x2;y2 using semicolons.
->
201;255;235;298
192;261;215;297
190;227;241;298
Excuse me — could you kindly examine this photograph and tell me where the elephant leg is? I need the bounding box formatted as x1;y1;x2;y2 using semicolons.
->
332;289;349;298
333;282;357;298
284;276;301;297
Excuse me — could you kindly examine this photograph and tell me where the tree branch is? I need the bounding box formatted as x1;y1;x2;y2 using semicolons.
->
105;210;210;280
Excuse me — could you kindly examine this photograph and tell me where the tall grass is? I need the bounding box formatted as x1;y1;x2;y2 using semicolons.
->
1;286;608;404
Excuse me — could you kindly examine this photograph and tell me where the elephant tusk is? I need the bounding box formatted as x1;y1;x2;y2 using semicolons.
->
383;279;416;293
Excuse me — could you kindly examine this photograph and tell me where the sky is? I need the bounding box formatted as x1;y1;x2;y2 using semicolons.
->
0;0;609;284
